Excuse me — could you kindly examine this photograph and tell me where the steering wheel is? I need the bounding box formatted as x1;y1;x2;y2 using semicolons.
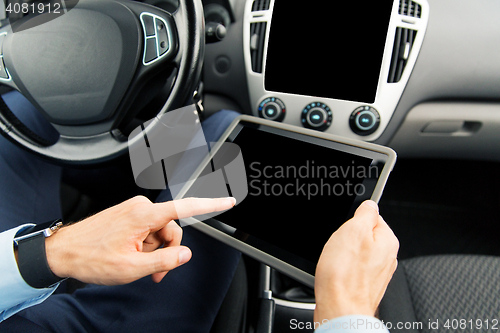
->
0;0;204;165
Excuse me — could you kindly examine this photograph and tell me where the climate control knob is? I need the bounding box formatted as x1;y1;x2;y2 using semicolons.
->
349;106;380;136
301;102;332;131
258;97;286;122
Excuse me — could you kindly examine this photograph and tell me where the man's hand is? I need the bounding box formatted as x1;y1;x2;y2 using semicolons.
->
44;196;236;285
314;200;399;323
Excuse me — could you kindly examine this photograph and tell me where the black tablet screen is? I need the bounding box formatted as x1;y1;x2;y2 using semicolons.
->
213;123;383;274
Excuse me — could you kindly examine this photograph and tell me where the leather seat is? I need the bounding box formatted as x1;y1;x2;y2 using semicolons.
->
379;255;500;332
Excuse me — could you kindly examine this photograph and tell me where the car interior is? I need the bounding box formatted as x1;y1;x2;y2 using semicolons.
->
1;0;500;332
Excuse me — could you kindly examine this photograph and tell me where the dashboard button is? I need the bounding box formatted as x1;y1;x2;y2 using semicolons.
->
357;111;375;130
156;19;169;55
258;97;286;122
144;38;158;63
307;108;327;127
263;103;279;119
349;106;380;136
301;102;332;131
142;15;155;36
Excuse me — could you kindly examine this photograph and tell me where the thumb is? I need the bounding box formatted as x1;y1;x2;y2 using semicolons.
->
135;246;192;278
354;200;379;217
351;200;380;229
355;200;379;215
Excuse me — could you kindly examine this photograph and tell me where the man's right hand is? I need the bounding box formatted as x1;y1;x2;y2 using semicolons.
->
314;200;399;323
44;196;236;286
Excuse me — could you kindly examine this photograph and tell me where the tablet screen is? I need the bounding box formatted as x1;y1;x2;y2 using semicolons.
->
208;121;389;275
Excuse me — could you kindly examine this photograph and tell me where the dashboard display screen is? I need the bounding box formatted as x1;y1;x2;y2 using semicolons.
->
209;122;389;275
264;1;394;104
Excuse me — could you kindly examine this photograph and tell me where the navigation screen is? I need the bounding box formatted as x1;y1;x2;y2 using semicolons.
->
264;1;394;103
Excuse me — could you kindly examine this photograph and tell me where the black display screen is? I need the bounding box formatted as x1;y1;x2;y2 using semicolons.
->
212;123;385;274
264;1;394;103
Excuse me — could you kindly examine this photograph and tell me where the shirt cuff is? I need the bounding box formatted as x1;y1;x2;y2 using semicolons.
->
315;315;389;333
0;224;59;322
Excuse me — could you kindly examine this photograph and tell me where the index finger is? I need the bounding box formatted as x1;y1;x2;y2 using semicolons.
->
153;197;236;227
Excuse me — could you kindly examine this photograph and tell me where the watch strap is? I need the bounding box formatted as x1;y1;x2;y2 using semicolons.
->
17;232;64;289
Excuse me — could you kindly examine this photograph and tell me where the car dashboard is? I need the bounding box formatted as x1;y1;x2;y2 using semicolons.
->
243;0;428;142
203;0;500;162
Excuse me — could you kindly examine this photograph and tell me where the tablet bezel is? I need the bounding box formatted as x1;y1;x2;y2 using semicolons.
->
175;115;396;288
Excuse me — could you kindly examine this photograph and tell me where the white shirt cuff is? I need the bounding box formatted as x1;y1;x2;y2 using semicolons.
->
315;315;389;332
0;224;59;322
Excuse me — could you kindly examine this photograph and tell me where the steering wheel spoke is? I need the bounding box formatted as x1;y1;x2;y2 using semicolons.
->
0;32;18;91
138;12;178;67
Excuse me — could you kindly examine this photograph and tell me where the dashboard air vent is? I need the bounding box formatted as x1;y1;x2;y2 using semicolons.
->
250;22;267;73
252;0;271;11
399;0;422;18
388;27;417;83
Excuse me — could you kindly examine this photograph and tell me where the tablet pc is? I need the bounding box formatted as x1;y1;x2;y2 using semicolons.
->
175;116;396;288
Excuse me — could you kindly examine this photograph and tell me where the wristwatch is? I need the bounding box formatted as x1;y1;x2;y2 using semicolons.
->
14;219;66;289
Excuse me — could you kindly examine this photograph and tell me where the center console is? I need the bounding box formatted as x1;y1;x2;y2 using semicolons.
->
243;0;430;323
243;0;429;141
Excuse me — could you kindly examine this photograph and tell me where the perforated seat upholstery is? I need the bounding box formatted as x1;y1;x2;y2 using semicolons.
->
379;255;500;332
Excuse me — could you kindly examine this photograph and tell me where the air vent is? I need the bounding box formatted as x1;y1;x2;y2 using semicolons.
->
252;0;271;11
250;22;267;73
388;27;417;83
399;0;422;18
